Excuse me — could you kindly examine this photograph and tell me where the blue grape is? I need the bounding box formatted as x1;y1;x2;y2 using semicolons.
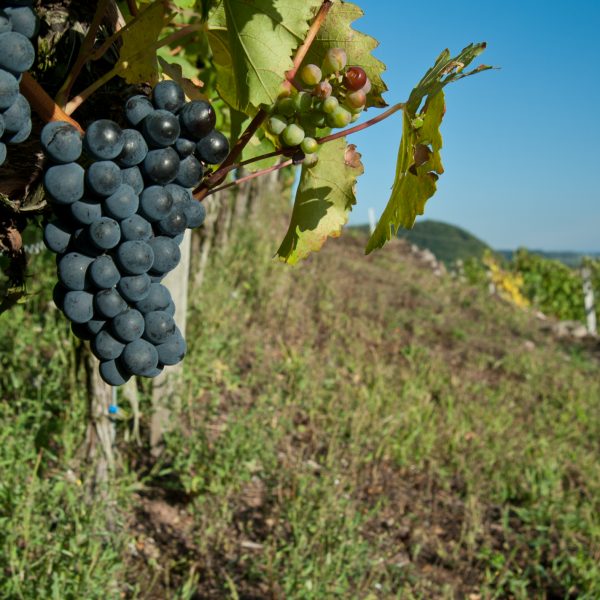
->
94;288;127;319
57;252;93;291
148;236;181;274
3;7;39;38
116;240;154;275
84;120;124;160
139;185;173;221
125;95;153;127
71;321;94;341
44;163;85;204
99;360;130;386
70;199;103;226
120;338;159;376
2;93;30;132
5;118;30;144
174;155;204;188
120;214;153;241
0;32;34;74
40;121;82;164
152;80;185;113
195;130;229;164
158;205;187;237
164;300;175;316
63;290;94;323
52;282;67;311
0;10;11;34
103;184;138;220
92;330;125;361
156;329;186;365
86;160;122;197
120;166;144;195
179;100;215;139
0;69;18;109
117;129;148;167
86;318;106;336
0;141;4;165
111;309;145;342
118;273;151;302
89;255;120;288
88;217;121;250
183;199;205;228
143;310;176;344
142;147;180;185
142;109;180;148
175;138;196;158
164;183;192;206
135;283;171;313
71;227;102;257
43;220;72;253
0;113;4;137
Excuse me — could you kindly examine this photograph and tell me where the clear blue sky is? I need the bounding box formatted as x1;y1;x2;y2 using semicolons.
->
347;0;600;251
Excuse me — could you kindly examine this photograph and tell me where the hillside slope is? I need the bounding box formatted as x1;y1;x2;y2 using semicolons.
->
1;212;599;599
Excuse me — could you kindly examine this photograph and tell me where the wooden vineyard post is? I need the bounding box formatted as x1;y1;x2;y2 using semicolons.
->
582;267;597;335
150;229;192;456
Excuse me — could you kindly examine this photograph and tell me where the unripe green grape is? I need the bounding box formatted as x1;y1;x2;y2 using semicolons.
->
277;96;296;117
345;89;366;110
321;96;339;114
267;115;287;135
327;106;351;128
322;47;347;74
313;81;332;99
300;64;322;86
304;111;326;128
293;92;313;115
278;80;293;98
350;113;360;123
303;153;319;167
301;137;318;154
281;123;305;147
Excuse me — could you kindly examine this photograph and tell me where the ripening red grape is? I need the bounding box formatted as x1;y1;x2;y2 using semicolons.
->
343;66;367;91
345;89;366;111
361;77;372;95
300;64;322;86
313;81;332;99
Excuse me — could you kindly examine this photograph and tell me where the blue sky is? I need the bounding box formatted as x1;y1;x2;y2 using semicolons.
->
347;0;600;251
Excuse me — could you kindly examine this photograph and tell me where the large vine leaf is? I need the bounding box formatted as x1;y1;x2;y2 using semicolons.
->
366;43;492;254
207;0;322;112
303;1;388;108
118;1;166;84
277;138;364;264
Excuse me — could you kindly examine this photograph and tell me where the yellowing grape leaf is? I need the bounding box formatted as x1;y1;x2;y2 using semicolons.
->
118;1;166;84
157;56;207;101
366;43;492;253
277;138;364;264
303;1;387;108
207;0;322;112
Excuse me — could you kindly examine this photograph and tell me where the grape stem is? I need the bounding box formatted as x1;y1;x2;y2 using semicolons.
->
64;24;202;115
55;0;112;108
204;159;294;197
193;0;333;201
127;0;139;16
20;73;84;133
207;101;406;179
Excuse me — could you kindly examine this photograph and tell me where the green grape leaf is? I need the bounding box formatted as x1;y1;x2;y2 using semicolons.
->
207;0;322;112
118;1;166;84
366;43;492;254
303;1;388;108
277;138;364;264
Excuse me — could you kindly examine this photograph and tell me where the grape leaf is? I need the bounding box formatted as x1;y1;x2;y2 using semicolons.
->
277;138;364;264
207;0;322;112
157;56;207;101
365;43;491;254
118;1;166;84
303;1;387;109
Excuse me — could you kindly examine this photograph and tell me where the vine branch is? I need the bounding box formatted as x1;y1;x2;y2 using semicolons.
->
55;0;111;107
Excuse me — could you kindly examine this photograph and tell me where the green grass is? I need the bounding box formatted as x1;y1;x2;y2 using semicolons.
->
1;212;599;598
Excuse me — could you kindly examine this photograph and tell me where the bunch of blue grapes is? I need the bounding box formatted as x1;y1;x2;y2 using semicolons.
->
42;80;229;386
0;1;38;165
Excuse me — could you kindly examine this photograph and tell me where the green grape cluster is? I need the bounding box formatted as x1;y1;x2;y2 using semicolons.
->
265;48;372;167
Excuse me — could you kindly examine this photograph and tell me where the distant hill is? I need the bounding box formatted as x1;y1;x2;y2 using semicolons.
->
350;219;491;266
497;249;600;268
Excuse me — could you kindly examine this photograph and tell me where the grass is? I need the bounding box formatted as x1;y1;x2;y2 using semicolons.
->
0;209;599;599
